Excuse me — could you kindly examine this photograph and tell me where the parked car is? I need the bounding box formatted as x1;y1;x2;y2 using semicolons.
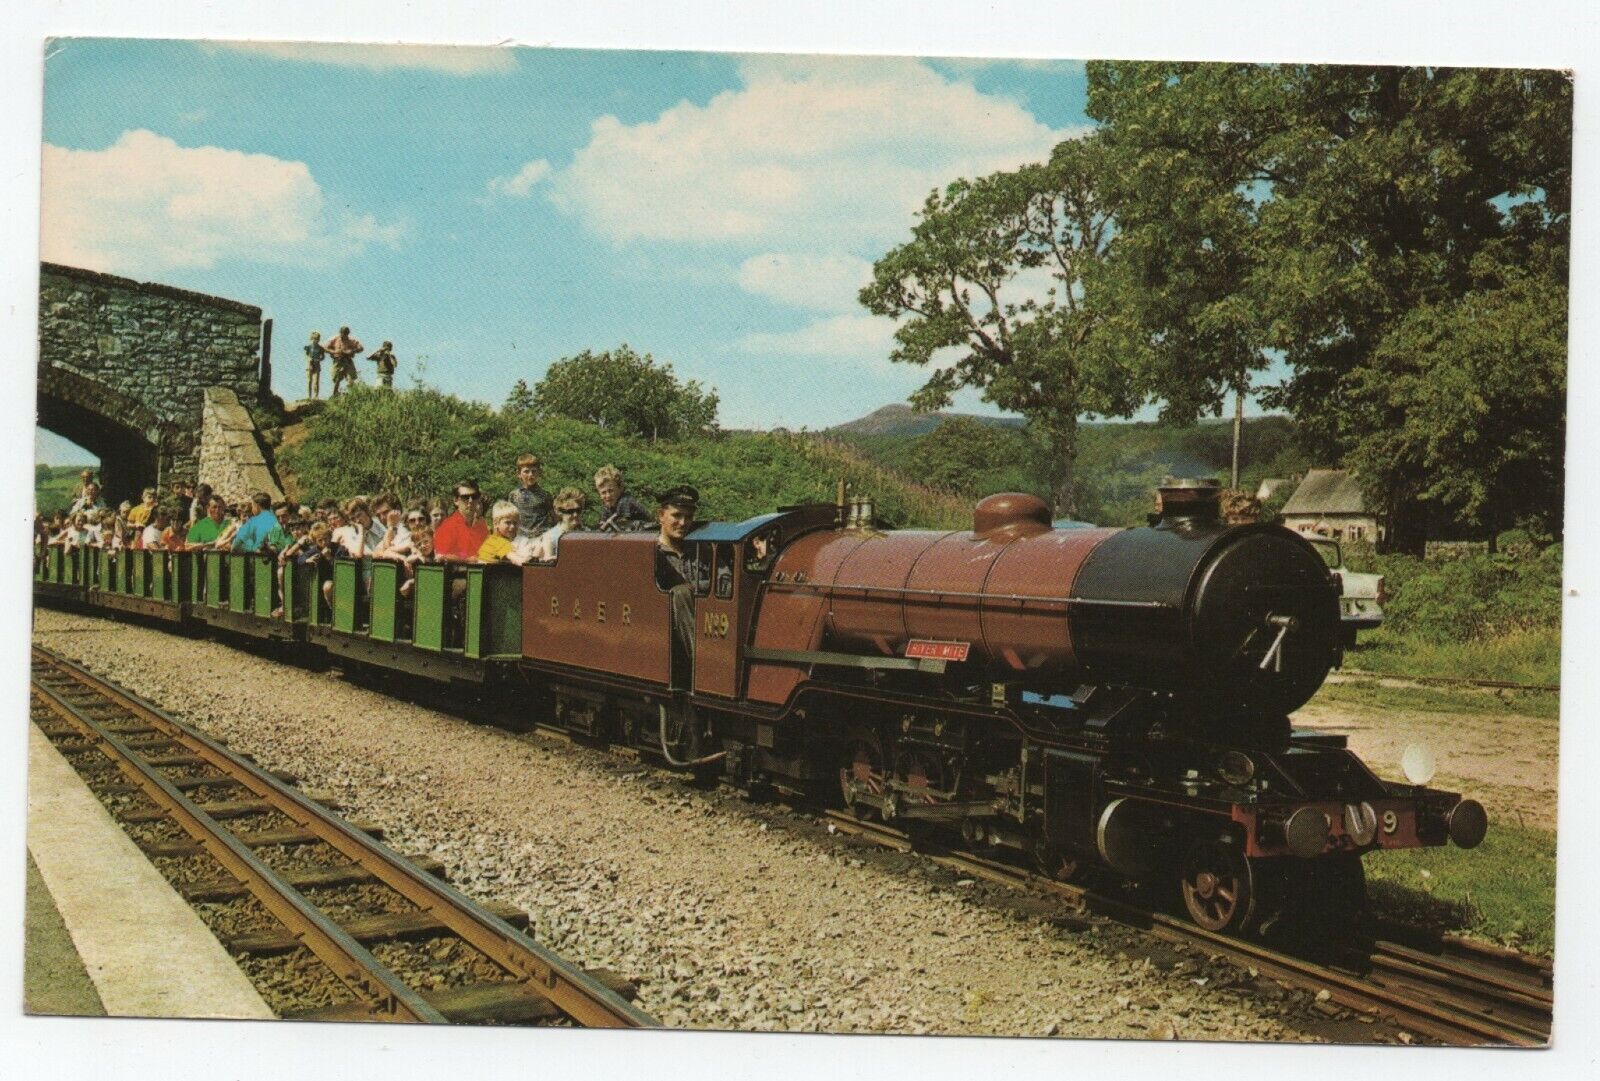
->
1306;536;1386;648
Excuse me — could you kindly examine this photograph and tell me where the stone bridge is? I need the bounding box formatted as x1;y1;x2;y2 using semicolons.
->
37;262;277;504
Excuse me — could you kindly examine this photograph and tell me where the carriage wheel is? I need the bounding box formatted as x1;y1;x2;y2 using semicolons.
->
1180;841;1258;933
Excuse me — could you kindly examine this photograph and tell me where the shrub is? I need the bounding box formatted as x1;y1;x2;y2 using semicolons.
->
1354;544;1563;645
280;385;974;528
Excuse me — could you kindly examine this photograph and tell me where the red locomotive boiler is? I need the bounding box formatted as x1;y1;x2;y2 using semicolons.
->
521;480;1487;933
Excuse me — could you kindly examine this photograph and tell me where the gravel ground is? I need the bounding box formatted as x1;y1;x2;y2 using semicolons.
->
235;946;356;1014
33;609;1333;1042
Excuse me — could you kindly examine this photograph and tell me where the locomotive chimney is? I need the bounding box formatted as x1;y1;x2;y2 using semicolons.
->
1155;477;1223;525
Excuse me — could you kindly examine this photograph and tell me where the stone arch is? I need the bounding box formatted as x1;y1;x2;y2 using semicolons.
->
36;363;182;505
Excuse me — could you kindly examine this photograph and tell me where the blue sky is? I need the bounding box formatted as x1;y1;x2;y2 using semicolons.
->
37;39;1275;463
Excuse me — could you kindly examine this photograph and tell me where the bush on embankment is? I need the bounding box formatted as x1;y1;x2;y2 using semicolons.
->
278;385;972;528
1342;542;1564;686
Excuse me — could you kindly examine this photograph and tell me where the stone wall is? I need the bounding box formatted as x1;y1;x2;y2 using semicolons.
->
38;262;265;491
198;388;284;506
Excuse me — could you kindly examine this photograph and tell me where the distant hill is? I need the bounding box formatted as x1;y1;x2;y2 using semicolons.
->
827;404;1025;438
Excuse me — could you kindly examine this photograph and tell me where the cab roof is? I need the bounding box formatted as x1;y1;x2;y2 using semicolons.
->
687;512;785;543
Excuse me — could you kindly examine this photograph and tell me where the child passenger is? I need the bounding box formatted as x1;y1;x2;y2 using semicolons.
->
476;500;529;565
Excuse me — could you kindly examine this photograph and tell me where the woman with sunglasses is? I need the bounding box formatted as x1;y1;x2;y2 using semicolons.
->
525;488;587;562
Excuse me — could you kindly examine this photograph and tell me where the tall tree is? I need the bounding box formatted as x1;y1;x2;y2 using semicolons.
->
1341;246;1567;544
503;378;536;414
860;137;1138;515
532;344;719;442
1087;63;1571;552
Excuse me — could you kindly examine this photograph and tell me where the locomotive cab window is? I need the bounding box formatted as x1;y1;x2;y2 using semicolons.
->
744;529;777;575
691;544;712;596
714;544;734;599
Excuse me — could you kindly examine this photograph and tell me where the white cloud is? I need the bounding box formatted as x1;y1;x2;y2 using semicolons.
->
735;313;896;362
211;41;516;75
487;158;552;198
550;55;1074;252
737;252;873;312
41;129;405;274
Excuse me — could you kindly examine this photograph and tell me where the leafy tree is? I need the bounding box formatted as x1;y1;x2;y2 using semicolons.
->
908;416;1035;497
503;378;535;414
1086;63;1571;552
860;137;1139;515
1341;251;1567;544
532;344;719;441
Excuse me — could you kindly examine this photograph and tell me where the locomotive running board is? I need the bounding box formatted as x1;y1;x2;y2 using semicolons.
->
744;645;949;674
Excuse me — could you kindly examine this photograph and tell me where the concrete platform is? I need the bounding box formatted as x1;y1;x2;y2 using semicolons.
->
26;723;275;1020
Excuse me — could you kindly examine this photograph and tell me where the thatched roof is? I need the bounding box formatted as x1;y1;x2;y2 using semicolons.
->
1281;469;1371;516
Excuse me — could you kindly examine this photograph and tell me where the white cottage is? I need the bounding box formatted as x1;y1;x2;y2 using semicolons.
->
1279;469;1385;544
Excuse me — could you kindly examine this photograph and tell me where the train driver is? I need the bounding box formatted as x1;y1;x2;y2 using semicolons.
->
655;486;700;675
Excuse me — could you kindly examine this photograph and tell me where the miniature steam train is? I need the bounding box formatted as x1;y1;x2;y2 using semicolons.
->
34;480;1487;934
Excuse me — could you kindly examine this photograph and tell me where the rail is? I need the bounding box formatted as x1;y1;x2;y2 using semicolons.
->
30;645;657;1029
819;810;1551;1047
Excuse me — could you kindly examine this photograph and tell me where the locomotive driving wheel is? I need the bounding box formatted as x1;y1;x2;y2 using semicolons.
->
1180;841;1258;933
1032;839;1088;884
839;724;886;820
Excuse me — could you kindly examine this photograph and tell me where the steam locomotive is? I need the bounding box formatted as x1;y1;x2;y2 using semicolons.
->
35;479;1487;934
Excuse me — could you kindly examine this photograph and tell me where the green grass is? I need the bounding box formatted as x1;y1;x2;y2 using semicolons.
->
1363;821;1556;957
1347;625;1562;688
34;464;93;515
1318;678;1561;720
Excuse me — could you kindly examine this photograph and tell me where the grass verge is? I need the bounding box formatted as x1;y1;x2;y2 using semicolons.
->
1318;677;1560;720
1363;821;1556;957
1347;626;1561;688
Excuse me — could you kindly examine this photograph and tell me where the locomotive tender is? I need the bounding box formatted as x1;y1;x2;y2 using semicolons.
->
35;479;1487;934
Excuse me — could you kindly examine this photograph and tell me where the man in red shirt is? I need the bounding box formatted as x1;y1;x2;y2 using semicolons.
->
434;480;487;560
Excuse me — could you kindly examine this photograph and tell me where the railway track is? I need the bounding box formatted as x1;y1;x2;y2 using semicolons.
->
29;645;657;1029
819;810;1552;1047
1334;669;1560;694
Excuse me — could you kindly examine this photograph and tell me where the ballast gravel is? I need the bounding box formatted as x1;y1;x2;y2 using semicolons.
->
33;610;1327;1042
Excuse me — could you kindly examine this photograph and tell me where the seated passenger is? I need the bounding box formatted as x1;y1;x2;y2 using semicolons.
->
230;492;280;553
141;506;170;550
127;487;158;528
434;481;488;562
333;498;374;559
476;500;526;564
594;465;652;533
185;496;231;549
397;526;435;599
374;501;414;560
526;487;587;562
366;493;397;551
69;482;107;516
298;523;341;606
188;483;213;524
51;512;86;550
265;502;298;554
